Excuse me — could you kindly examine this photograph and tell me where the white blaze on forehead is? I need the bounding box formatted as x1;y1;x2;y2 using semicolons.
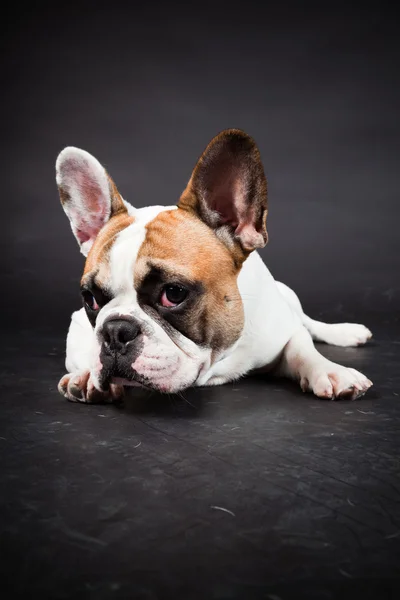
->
109;205;176;296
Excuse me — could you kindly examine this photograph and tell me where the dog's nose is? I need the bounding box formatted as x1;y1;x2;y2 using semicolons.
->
102;318;141;354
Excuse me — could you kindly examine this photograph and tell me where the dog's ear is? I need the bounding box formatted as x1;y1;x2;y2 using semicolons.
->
178;129;268;261
56;147;127;256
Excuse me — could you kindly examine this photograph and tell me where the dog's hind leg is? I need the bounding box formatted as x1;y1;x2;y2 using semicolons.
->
276;282;372;348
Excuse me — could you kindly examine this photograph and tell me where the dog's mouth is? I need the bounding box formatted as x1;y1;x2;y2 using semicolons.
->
111;376;151;389
99;362;154;391
98;355;204;394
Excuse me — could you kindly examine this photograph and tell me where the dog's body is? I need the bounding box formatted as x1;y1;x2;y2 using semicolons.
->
57;130;372;403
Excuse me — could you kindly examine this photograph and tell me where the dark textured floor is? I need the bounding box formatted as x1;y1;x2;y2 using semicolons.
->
1;320;400;600
3;1;400;597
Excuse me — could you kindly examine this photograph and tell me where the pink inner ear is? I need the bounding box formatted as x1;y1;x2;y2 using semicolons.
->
213;195;239;226
75;228;90;244
75;171;106;214
209;170;251;227
207;178;265;250
207;171;246;227
235;222;265;250
69;205;110;245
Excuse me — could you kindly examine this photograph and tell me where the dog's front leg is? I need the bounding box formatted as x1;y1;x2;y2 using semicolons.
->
58;308;123;404
277;326;373;400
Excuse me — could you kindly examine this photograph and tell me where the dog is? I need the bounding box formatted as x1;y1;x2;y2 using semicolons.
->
56;129;373;404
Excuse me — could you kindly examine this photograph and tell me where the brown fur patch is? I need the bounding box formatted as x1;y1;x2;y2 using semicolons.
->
107;174;127;216
82;213;135;284
178;128;268;263
58;186;69;208
135;209;245;351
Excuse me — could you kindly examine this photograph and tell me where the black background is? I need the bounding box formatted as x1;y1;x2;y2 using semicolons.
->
1;2;400;599
3;1;399;332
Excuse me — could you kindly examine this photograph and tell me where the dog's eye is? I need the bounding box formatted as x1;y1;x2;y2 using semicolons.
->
82;291;99;311
160;284;188;307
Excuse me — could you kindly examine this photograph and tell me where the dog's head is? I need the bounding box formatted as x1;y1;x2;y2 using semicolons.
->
56;129;268;392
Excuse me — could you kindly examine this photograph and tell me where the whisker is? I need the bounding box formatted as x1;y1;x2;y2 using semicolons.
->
178;391;196;409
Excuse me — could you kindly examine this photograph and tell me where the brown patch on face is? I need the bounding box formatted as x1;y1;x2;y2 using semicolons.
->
82;212;135;284
135;209;245;352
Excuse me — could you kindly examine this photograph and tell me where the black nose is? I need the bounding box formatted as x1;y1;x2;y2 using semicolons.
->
102;318;141;354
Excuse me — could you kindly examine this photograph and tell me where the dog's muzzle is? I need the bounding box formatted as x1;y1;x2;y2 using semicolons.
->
98;317;143;384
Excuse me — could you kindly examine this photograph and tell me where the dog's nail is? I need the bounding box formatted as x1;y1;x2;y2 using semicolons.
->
70;385;84;400
110;384;124;398
58;383;67;395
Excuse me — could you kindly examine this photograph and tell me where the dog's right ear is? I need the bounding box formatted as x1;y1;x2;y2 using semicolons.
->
56;147;127;256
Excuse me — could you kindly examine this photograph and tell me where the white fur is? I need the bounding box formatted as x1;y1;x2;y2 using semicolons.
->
64;224;373;400
197;252;300;385
277;327;372;400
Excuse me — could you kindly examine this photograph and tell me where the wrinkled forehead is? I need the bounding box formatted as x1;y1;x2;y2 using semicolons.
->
81;205;168;289
81;206;237;293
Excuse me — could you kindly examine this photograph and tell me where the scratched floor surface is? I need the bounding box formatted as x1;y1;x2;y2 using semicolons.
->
1;322;400;600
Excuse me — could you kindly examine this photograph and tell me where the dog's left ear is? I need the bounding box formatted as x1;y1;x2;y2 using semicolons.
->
178;129;268;260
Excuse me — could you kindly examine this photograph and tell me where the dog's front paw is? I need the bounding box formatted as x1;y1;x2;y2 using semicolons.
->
301;365;373;400
58;371;124;404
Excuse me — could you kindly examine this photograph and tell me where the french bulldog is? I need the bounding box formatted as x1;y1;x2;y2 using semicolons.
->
56;129;373;404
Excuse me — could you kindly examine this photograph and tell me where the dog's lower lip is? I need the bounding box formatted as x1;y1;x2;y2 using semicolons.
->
111;377;146;388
